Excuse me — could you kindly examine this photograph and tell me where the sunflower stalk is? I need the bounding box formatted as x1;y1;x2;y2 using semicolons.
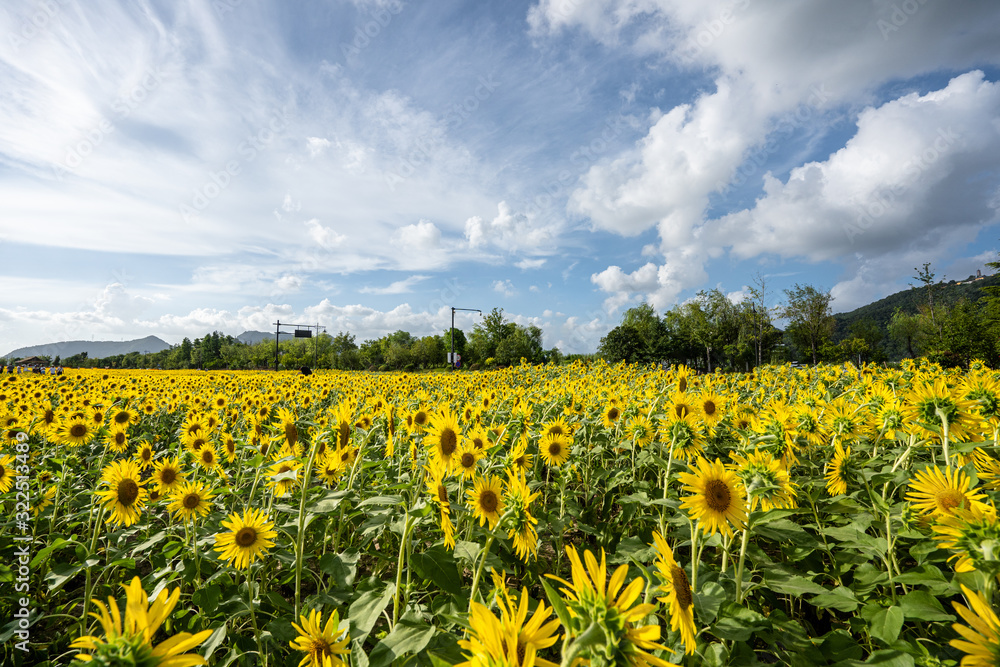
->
79;502;106;637
734;518;752;604
294;432;323;619
392;511;416;627
468;507;515;611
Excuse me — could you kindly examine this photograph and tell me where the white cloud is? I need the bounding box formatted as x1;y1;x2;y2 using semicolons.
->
304;219;347;250
392;220;442;250
274;274;302;293
716;72;1000;262
359;275;430;295
492;279;517;297
306;137;331;157
464;201;559;255
516;258;547;270
282;194;301;212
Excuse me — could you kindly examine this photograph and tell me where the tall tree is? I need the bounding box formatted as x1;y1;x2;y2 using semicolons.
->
781;284;834;365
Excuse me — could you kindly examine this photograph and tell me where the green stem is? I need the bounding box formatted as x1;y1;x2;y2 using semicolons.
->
80;503;106;635
469;533;497;611
735;521;752;604
246;571;267;667
393;512;416;627
689;521;700;595
294;435;322;619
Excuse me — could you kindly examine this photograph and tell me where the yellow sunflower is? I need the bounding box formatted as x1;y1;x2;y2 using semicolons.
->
547;546;670;667
468;474;505;529
539;433;571;467
0;453;15;494
151;456;186;495
678;457;747;538
906;465;988;517
106;424;130;454
70;577;212;665
455;440;484;480
950;584;1000;666
651;531;696;655
731;448;797;512
213;507;278;569
290;608;351;667
96;459;147;528
168;481;216;522
427;408;462;469
824;441;853;497
55;416;95;447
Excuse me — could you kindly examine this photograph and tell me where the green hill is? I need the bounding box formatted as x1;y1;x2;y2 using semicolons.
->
831;272;1000;358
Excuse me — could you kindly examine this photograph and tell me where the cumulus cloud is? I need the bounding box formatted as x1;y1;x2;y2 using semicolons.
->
392;220;442;250
464;201;558;254
304;219;347;250
516;258;547;270
715;72;1000;262
492;279;517;297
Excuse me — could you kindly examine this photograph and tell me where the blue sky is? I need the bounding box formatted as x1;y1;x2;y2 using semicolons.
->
1;0;999;354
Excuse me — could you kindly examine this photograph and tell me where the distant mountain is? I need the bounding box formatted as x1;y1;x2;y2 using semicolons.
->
237;330;272;345
5;335;171;361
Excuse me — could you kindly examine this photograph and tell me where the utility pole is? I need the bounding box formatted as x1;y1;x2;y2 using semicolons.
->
451;307;482;369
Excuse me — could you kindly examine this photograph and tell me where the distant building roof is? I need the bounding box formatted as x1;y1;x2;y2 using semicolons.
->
14;356;48;365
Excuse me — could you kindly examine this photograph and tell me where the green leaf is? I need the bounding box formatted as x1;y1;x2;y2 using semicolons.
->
763;569;828;597
193;584;222;614
712;602;769;641
454;541;481;566
319;551;359;589
809;586;859;613
540;578;572;631
349;582;396;644
899;590;954;622
410;547;464;598
693;581;726;625
869;606;904;645
358;495;404;508
202;624;227;659
368;611;436;667
754;519;821;549
312;489;351;514
819;629;862;662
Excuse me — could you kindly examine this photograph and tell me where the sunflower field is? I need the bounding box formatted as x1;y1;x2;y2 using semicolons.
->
2;359;1000;666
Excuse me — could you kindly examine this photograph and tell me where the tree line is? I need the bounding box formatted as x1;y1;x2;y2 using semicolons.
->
55;308;561;372
598;266;1000;370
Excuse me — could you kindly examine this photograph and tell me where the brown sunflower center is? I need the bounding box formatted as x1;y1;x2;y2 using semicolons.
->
235;527;258;547
201;450;214;464
114;412;129;424
192;438;206;452
141;449;152;462
548;441;563;456
439;428;458;456
460;452;476;468
117;478;139;507
285;423;298;447
672;565;693;608
70;424;87;438
607;408;620;421
705;479;732;513
479;490;498;514
183;493;201;510
548;425;565;436
678;377;687;392
160;467;177;485
437;484;448;503
703;400;716;416
114;432;126;446
472;437;484;450
674;404;689;418
937;490;964;512
414;411;428;426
